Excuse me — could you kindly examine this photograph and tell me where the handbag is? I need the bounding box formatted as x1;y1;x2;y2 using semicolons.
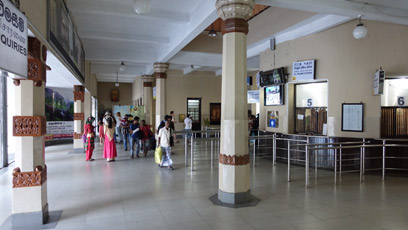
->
81;134;87;143
155;146;162;164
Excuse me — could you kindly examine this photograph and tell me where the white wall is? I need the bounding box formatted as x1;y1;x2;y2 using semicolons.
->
259;19;408;138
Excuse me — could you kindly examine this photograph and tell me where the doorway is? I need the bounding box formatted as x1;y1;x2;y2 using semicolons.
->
187;98;201;135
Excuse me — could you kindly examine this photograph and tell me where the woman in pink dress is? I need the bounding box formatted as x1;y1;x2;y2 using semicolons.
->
103;116;117;162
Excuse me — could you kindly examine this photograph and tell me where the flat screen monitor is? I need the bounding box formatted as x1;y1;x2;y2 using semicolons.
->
260;67;285;86
264;85;284;106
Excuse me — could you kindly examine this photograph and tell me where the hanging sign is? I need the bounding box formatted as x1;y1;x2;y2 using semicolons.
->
373;70;384;95
292;60;315;81
0;0;28;78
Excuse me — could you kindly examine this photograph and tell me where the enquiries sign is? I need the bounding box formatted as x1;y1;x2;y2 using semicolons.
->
0;0;27;78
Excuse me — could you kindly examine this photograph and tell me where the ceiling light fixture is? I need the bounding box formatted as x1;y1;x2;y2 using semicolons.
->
134;0;151;15
119;61;127;72
353;15;368;40
208;23;217;37
115;71;119;87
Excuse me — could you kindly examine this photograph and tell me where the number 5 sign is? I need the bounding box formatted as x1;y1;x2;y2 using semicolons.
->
398;96;406;106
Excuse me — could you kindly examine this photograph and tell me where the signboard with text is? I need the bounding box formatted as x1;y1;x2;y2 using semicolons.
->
292;60;315;81
373;70;384;95
0;0;28;77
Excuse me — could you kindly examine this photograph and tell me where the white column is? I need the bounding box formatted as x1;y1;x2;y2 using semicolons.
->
12;37;48;225
142;75;154;126
0;75;7;168
216;0;255;204
84;91;92;121
73;85;85;150
154;63;169;129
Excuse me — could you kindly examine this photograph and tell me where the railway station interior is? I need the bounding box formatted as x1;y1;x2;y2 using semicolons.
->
1;0;408;229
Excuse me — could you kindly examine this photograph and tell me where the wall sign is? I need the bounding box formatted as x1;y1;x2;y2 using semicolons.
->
247;90;259;103
48;0;85;82
398;96;405;106
292;60;315;81
267;111;279;128
0;0;28;78
341;103;364;132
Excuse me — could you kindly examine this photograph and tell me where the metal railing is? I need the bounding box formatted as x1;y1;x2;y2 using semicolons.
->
291;140;408;188
175;129;408;187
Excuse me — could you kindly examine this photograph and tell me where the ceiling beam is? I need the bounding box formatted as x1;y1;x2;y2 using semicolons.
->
156;0;218;66
92;64;146;76
79;30;169;45
170;51;222;68
255;0;408;25
183;65;205;75
85;49;157;64
69;7;190;24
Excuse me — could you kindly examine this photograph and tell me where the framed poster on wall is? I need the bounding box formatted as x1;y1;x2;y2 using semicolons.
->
210;103;221;125
341;103;364;132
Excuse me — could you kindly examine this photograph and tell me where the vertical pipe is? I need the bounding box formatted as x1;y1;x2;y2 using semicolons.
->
185;134;188;166
362;138;366;175
253;138;256;168
382;140;386;180
339;144;342;177
334;148;337;185
305;146;309;188
211;139;214;168
257;130;260;149
191;135;194;172
314;148;318;181
287;141;291;182
360;147;363;183
0;75;8;168
273;134;276;166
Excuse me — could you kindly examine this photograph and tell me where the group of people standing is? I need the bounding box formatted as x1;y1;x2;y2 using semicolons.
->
83;112;117;162
82;110;193;171
83;111;154;162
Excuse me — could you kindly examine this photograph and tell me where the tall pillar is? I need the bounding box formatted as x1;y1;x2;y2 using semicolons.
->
142;75;154;126
154;63;169;129
12;37;48;226
0;74;7;168
84;91;92;122
73;85;85;150
216;0;255;204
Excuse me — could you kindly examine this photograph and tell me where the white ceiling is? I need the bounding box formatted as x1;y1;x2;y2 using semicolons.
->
62;0;408;84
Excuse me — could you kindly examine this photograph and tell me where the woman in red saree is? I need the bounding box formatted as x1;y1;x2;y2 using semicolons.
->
84;116;96;161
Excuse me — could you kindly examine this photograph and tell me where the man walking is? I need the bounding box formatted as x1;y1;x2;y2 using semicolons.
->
157;120;174;170
184;114;192;141
115;112;123;143
130;116;141;158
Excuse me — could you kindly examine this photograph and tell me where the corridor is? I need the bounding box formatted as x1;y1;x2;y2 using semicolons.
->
1;141;408;230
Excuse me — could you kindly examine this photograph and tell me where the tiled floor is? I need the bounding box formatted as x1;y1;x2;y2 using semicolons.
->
1;140;408;230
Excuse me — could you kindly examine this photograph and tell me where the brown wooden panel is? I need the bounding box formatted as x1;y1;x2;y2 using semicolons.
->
381;107;408;138
318;109;327;134
296;108;305;134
